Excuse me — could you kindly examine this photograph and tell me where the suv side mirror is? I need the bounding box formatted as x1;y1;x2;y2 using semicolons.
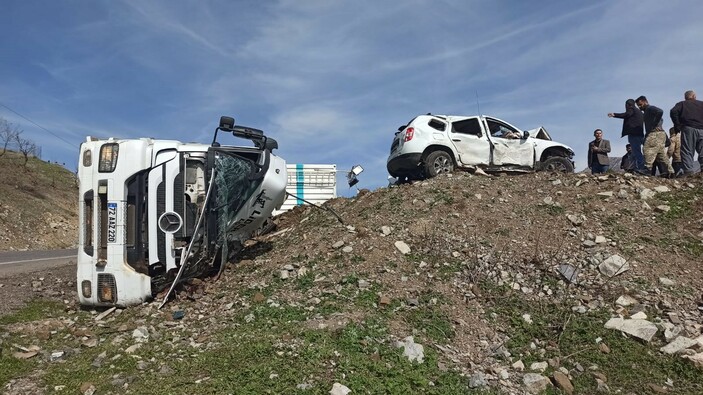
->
521;131;529;139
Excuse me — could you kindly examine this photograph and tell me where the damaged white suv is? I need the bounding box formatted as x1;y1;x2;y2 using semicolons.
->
387;114;574;180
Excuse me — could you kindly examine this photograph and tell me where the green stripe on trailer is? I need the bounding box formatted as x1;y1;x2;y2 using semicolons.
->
296;164;304;205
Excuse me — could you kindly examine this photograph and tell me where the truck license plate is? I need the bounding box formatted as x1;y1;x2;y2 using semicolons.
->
107;202;117;243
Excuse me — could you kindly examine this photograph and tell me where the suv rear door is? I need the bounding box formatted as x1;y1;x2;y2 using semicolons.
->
448;117;490;166
483;117;535;167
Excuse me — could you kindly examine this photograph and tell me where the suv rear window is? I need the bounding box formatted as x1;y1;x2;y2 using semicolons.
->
452;118;482;136
428;118;446;131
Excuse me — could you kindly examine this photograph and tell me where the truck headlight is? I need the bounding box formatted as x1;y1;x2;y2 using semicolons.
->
81;280;92;298
98;143;119;172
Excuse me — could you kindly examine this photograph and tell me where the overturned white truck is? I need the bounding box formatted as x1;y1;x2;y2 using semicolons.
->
76;116;287;307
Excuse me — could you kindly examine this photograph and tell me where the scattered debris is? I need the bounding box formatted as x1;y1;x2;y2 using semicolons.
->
330;382;352;395
604;317;658;342
598;255;630;277
394;241;411;255
394;336;424;363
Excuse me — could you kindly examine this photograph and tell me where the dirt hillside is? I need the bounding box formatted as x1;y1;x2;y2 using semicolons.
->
1;170;703;394
0;151;78;251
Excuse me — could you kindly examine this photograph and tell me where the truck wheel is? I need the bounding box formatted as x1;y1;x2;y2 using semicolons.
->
542;157;574;173
424;151;454;178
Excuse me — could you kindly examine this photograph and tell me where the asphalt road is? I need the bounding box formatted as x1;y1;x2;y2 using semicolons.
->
0;248;76;277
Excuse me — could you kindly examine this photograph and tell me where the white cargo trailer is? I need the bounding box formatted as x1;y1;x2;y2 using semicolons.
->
274;164;337;215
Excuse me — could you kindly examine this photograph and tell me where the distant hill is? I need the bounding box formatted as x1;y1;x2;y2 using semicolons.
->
0;151;77;251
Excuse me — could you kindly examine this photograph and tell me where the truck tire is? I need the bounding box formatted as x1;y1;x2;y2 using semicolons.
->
542;157;574;173
424;151;454;178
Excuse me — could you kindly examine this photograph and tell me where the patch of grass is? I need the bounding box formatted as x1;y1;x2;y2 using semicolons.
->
244;303;309;323
430;188;455;205
493;228;510;236
482;284;703;394
404;307;455;343
37;304;476;395
541;204;565;216
291;253;308;263
436;260;463;279
0;299;65;325
388;192;402;206
0;354;33;388
679;236;703;257
657;186;703;224
350;254;366;264
649;235;703;258
118;317;472;394
295;271;315;291
340;273;359;286
562;311;702;394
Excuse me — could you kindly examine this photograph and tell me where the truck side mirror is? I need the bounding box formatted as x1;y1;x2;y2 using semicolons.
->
265;137;278;151
219;116;235;131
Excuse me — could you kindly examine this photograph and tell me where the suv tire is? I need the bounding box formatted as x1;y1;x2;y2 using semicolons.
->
542;156;574;173
424;150;454;178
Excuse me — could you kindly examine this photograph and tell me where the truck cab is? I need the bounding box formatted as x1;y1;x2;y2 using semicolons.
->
77;117;287;306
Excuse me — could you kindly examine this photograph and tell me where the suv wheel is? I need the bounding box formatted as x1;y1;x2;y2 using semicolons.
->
542;157;574;173
424;151;454;178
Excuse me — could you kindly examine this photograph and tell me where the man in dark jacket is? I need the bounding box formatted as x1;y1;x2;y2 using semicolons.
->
620;144;636;172
587;129;611;174
609;98;644;170
670;90;703;175
636;95;673;176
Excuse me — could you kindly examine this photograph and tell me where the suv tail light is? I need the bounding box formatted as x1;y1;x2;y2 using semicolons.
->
404;127;414;142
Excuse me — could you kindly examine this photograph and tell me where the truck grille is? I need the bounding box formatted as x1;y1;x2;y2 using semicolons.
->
97;273;117;303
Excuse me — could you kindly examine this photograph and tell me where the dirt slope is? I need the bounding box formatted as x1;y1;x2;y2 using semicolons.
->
261;171;703;358
2;170;703;394
0;151;78;251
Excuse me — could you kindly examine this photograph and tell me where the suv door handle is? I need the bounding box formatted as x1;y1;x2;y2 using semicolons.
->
452;139;461;142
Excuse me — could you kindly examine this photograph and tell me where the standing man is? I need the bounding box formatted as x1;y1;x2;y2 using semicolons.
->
608;99;644;171
588;129;611;174
636;95;674;176
667;127;683;176
670;90;703;175
620;144;636;172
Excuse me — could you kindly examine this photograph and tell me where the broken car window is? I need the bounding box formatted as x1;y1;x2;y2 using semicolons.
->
452;118;482;136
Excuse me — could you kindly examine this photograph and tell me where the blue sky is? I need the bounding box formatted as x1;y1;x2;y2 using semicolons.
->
2;0;702;194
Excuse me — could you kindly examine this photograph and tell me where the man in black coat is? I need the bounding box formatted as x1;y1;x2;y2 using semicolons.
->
670;90;703;175
609;98;644;170
620;144;636;172
636;95;673;176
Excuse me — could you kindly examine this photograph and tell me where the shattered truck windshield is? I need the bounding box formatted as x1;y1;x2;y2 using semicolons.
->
213;151;263;255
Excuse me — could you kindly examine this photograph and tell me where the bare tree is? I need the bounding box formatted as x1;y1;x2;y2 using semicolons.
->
15;135;37;167
0;117;22;157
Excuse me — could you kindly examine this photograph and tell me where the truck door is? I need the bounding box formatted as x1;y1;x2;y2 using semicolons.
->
484;118;535;167
449;117;491;166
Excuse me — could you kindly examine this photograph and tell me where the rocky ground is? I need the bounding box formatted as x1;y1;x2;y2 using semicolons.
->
1;170;703;394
